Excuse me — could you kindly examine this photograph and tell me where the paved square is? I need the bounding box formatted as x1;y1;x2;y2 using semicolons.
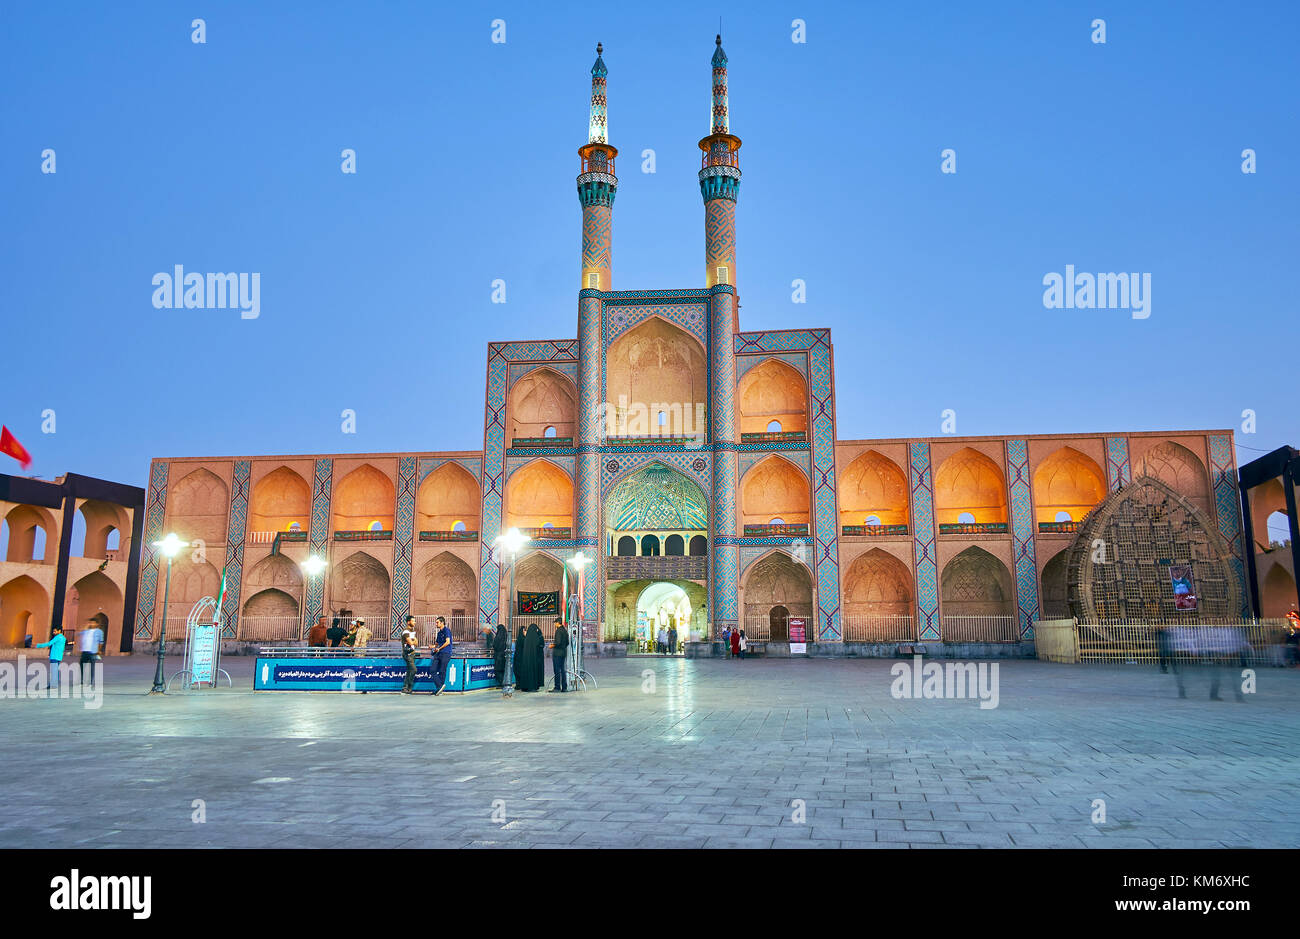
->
1;655;1296;849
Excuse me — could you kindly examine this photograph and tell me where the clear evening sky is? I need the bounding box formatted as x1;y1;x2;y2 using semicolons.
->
2;1;1296;522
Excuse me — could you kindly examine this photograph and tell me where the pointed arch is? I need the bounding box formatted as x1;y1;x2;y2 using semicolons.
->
1032;447;1106;524
69;570;124;652
1260;562;1297;618
3;504;58;563
244;552;304;595
1249;477;1288;553
511;551;564;614
251;466;311;532
242;588;299;619
605;317;708;437
1138;441;1210;508
741;550;814;639
740;455;810;529
417;462;481;531
838;450;909;527
0;574;49;647
737;358;808;434
78;499;132;559
334;551;391;617
169;558;222;612
508;366;578;442
167;468;229;543
1039;549;1070;619
504;459;573;530
940;546;1014;617
933;448;1007;525
332;464;395;532
843;548;914;616
413;551;478;617
605;461;708;535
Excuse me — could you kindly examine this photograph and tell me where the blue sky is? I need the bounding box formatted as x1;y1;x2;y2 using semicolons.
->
2;0;1296;508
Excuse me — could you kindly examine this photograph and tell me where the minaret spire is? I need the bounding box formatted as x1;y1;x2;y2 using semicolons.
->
699;34;742;289
577;43;617;292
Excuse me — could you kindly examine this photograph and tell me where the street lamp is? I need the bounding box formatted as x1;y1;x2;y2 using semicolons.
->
149;532;187;694
494;527;530;694
299;554;327;640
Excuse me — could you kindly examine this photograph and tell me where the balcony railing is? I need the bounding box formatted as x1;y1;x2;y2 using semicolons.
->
743;523;809;537
334;530;393;541
419;530;479;542
511;437;574;449
938;522;1009;535
605;555;706;580
739;430;807;444
1038;521;1081;534
841;524;909;537
518;526;572;540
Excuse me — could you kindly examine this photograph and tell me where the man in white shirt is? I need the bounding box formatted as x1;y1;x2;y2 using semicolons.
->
78;616;105;688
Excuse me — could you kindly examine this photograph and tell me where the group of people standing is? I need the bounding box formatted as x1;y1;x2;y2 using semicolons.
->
479;618;572;693
307;615;372;652
720;626;748;659
655;624;678;655
34;615;106;690
399;615;454;695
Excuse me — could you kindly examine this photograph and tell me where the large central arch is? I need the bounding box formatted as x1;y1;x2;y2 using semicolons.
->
605;462;708;555
604;318;708;437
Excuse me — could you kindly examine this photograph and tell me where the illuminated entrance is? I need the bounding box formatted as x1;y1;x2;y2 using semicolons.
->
637;582;691;654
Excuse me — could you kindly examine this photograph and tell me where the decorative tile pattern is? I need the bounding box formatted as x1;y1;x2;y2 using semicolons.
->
601;451;712;496
304;458;333;634
509;359;579;389
704;199;737;278
390;455;417;632
134;461;170;639
1208;434;1250;618
506;454;575;480
582;204;612;285
603;302;708;348
219;460;251;638
710;290;738;635
1105;436;1132;492
738;449;810;479
1006;440;1040;639
735;351;807;380
417;456;482;486
909;442;940;640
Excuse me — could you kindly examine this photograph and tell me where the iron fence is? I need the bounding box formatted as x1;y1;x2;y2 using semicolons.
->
841;614;917;642
1074;619;1290;666
940;615;1020;643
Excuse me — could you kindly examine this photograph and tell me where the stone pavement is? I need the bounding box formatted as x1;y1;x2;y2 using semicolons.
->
0;654;1296;849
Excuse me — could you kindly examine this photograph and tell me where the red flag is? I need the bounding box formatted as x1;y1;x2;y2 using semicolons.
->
0;426;32;470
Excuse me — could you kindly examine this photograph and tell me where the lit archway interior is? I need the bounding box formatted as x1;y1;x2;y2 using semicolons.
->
637;582;693;648
933;448;1007;525
505;461;573;530
418;462;481;532
333;464;395;532
838;450;909;527
1032;447;1106;524
251;466;311;532
737;358;807;435
604;462;707;555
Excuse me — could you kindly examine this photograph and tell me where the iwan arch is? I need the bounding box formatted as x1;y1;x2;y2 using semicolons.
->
123;38;1252;655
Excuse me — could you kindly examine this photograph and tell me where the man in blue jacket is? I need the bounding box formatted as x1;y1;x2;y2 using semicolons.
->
429;616;453;696
35;625;67;692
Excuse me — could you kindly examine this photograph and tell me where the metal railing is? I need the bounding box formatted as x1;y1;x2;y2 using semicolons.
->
1074;619;1290;666
940;614;1020;643
237;616;301;641
407;615;485;645
842;613;917;642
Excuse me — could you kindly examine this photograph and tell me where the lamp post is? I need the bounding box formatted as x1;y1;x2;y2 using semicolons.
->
566;551;595;690
149;532;187;694
494;527;530;695
299;554;327;640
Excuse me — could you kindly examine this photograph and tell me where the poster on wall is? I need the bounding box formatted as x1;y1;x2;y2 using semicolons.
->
517;591;558;615
788;617;807;655
1169;565;1198;612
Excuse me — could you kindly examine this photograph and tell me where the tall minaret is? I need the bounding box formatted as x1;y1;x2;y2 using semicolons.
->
699;34;741;289
703;35;742;642
577;43;617;291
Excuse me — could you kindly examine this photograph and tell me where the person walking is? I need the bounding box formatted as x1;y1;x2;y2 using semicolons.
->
668;623;678;656
550;618;569;693
722;626;731;659
399;616;419;694
738;629;747;660
77;617;105;688
729;626;741;659
35;625;67;692
429;615;453;696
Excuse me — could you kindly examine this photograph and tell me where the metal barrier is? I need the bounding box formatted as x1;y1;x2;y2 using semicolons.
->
237;616;301;642
408;615;486;645
940;615;1020;643
1074;619;1289;666
842;614;917;642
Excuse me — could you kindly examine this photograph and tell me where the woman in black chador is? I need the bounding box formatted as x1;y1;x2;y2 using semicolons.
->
492;624;509;687
525;623;545;690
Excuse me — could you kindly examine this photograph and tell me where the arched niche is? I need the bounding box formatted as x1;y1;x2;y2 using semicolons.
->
1033;447;1106;524
604;318;708;438
843;548;914;617
69;570;124;652
251;466;311;532
166;468;229;544
933;448;1007;525
508;367;578;442
741;552;813;639
332;464;395;532
413;551;478;617
334;551;391;618
1138;441;1210;511
838;450;909;527
940;546;1014;617
740;456;810;529
3;504;57;563
78;499;132;559
0;574;49;647
737;359;807;434
417;463;481;532
504;460;573;530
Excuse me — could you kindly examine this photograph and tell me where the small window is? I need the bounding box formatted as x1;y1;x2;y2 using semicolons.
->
769;517;785;526
542;521;555;529
657;411;666;427
368;520;383;531
1054;510;1072;523
716;265;728;284
865;515;881;526
288;521;301;531
543;426;557;438
587;272;600;288
766;420;782;433
957;512;976;524
452;520;467;532
105;528;120;551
